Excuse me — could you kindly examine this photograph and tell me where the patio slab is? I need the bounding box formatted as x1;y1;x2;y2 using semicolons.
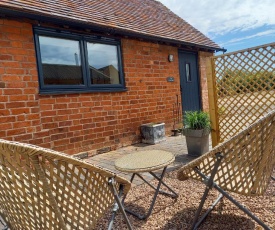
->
86;135;208;186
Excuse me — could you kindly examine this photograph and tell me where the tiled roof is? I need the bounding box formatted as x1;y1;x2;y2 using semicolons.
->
0;0;222;50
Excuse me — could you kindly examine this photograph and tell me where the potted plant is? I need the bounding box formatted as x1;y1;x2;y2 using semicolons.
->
140;122;166;144
182;111;211;157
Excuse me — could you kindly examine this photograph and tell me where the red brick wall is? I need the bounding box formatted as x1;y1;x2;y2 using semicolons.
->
0;19;41;145
0;18;181;155
0;18;210;155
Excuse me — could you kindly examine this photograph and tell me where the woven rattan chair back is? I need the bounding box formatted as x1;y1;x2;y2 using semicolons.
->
0;139;131;229
178;110;275;196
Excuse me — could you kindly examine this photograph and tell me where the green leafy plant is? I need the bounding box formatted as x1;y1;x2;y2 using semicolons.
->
183;111;211;130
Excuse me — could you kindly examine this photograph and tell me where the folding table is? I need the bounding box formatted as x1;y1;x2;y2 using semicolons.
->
115;150;178;220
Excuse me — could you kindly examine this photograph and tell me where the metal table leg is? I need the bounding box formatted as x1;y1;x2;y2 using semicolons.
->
124;166;178;220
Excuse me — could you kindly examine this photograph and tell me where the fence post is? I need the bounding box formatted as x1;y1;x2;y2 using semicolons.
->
206;57;220;147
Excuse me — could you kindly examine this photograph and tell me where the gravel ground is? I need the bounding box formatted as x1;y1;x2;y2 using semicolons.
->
97;170;275;229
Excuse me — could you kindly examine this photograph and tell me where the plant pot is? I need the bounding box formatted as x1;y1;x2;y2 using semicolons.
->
183;128;210;157
140;123;166;144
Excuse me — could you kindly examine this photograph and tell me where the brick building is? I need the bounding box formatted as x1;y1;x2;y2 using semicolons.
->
0;0;224;155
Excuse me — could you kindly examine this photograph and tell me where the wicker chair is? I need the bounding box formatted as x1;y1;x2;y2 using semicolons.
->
0;139;133;230
177;110;275;230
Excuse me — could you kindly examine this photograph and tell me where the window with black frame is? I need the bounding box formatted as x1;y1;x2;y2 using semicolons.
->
34;28;125;94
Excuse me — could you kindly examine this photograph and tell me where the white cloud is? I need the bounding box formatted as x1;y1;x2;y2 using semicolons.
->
157;0;275;36
221;29;275;46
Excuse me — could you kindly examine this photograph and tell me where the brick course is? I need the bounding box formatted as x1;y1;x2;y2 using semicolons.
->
0;18;211;155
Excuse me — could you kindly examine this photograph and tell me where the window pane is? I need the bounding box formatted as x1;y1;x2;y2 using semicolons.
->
186;63;191;82
87;43;120;85
39;36;84;85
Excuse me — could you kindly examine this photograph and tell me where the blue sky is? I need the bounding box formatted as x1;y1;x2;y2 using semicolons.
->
158;0;275;54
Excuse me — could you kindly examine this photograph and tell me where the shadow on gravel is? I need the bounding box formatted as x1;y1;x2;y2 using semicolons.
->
161;207;255;230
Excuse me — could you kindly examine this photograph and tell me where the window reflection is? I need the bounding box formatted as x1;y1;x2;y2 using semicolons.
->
87;43;120;85
39;36;84;85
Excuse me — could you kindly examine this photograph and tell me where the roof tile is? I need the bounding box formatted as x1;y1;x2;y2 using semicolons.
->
0;0;221;50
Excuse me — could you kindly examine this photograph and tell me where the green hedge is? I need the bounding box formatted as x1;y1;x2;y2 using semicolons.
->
217;69;275;96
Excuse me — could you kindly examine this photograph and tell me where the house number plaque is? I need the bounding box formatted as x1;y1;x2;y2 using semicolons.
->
166;77;174;82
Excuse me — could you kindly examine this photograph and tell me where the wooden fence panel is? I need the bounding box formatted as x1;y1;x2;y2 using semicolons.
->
208;43;275;146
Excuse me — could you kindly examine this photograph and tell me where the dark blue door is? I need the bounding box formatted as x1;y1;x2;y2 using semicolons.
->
179;51;201;112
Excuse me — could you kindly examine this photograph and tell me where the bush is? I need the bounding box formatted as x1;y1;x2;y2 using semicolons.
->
217;69;275;96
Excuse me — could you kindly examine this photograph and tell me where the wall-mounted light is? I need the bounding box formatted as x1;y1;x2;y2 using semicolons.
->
168;54;174;62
